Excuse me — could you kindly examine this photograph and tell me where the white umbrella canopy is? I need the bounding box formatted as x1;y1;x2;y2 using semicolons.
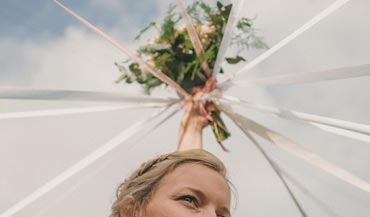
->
1;0;370;217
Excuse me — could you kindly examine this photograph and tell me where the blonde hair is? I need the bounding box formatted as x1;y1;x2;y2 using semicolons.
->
110;149;230;217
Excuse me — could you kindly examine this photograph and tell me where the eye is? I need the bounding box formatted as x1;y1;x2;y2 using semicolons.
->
178;195;198;206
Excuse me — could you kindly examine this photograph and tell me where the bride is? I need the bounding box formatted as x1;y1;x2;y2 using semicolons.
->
111;105;232;217
110;149;232;217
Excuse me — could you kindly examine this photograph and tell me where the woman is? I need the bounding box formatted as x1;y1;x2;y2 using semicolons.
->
110;149;232;217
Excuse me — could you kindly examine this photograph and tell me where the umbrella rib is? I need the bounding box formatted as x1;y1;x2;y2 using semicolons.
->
0;105;175;217
221;95;370;141
228;107;340;217
0;102;173;120
221;105;370;194
39;106;179;216
176;0;211;78
219;0;352;89
232;63;370;87
247;130;340;217
274;163;341;217
243;130;309;217
32;107;179;216
213;0;245;76
53;0;190;98
0;87;174;103
312;123;370;144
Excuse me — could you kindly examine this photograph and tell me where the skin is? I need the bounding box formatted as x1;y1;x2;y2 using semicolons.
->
144;163;231;217
178;96;209;151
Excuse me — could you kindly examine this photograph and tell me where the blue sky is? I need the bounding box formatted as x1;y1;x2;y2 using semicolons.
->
0;0;165;41
0;0;170;86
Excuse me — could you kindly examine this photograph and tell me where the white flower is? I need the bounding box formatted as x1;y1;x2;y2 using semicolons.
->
199;22;216;35
200;24;213;34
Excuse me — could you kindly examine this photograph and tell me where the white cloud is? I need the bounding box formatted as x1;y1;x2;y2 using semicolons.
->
0;26;144;93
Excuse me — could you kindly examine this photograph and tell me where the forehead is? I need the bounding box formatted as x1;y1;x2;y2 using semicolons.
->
159;163;231;204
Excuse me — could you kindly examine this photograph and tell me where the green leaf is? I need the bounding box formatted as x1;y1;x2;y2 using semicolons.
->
225;56;246;64
178;60;196;83
191;60;201;80
204;44;218;61
129;63;141;75
210;112;230;142
217;1;223;11
135;22;156;40
222;4;232;21
116;0;267;95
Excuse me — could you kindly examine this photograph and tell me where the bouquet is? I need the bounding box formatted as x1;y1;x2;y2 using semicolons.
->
115;0;267;150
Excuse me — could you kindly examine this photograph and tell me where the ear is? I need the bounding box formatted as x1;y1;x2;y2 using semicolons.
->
119;196;136;217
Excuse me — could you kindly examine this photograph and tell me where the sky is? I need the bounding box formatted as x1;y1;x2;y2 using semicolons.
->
0;0;370;217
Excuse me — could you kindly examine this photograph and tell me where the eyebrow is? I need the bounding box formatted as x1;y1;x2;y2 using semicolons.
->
180;187;231;217
181;186;206;201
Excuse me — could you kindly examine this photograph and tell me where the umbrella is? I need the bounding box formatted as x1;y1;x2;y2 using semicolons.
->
0;0;369;216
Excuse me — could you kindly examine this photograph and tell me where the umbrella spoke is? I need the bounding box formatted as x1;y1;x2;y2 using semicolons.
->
54;0;190;98
275;163;341;217
213;0;245;76
221;105;370;194
0;102;173;120
32;107;179;216
176;0;211;78
220;0;352;89
246;128;339;216
0;87;174;103
232;63;370;87
312;123;370;144
0;105;176;217
243;130;308;217
220;95;370;142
